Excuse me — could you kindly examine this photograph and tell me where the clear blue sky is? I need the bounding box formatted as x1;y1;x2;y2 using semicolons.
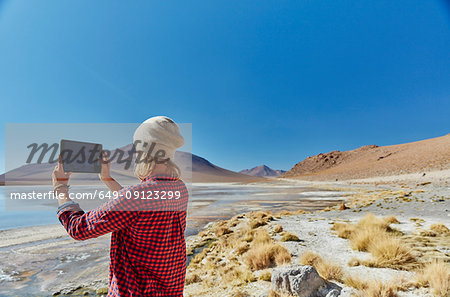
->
1;0;449;173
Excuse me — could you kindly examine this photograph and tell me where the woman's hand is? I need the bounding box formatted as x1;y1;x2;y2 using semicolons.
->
99;151;115;182
52;157;71;187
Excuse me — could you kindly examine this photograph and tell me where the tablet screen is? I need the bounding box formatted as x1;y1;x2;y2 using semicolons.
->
60;139;102;173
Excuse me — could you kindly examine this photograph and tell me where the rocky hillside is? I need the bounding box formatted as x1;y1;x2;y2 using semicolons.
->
240;165;286;177
282;134;450;180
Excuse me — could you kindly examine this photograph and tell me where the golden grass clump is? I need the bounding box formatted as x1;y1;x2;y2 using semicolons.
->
331;222;356;239
250;219;268;229
221;265;255;284
185;273;201;285
253;228;271;244
246;242;291;270
344;276;407;297
415;261;450;297
245;229;291;270
267;290;293;297
349;227;374;251
299;251;343;282
281;232;300;242
299;250;322;266
418;229;437;237
258;270;272;281
364;235;415;269
343;275;366;290
274;224;283;233
332;214;415;270
247;211;274;229
190;248;208;264
275;209;308;217
215;226;232;236
430;223;449;235
384;216;400;225
361;280;399;297
235;242;250;255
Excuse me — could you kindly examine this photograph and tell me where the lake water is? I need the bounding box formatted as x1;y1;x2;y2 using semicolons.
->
0;182;346;233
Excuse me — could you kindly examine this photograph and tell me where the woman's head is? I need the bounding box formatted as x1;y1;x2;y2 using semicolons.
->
133;116;184;179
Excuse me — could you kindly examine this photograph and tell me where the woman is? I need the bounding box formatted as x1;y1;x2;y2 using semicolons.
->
53;116;189;297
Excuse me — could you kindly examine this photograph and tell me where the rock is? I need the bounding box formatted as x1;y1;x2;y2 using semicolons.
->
325;289;340;297
339;287;358;297
271;265;340;297
96;287;109;295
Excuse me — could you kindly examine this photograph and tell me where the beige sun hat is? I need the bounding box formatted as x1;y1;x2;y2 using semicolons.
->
133;116;184;161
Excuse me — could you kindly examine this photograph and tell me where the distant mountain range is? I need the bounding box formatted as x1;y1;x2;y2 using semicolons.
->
0;144;260;185
282;134;450;180
239;165;286;177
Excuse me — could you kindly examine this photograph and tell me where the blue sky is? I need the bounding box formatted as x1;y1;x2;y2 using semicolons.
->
1;0;449;173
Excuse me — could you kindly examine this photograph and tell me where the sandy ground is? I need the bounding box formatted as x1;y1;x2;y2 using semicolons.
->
0;170;449;296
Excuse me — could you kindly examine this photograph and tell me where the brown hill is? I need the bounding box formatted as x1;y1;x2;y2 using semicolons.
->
282;134;450;181
240;165;286;177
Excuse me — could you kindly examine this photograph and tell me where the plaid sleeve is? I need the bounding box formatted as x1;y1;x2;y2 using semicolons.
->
57;186;139;241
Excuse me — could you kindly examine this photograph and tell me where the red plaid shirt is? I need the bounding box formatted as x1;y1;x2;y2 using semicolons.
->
57;174;189;297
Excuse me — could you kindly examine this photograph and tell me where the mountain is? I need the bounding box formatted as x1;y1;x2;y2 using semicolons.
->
282;134;450;181
0;144;260;185
239;165;286;177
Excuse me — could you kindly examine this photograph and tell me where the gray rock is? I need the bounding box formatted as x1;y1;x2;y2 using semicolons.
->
271;265;341;297
338;287;358;297
325;289;340;297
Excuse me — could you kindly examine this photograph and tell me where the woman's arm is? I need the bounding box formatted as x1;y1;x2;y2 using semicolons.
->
99;151;123;192
52;158;72;206
100;176;123;192
53;156;137;241
57;190;138;240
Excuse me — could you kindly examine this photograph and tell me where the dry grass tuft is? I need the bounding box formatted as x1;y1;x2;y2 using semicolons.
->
250;219;268;229
245;229;291;270
332;222;356;239
343;275;366;290
222;265;255;284
246;241;291;270
363;235;415;269
231;291;250;297
415;261;450;297
384;216;400;225
299;250;322;266
349;227;375;251
215;226;232;236
362;280;399;297
299;251;343;282
258;270;272;281
344;276;407;297
235;242;250;255
267;290;293;297
430;223;450;235
274;224;283;233
275;209;308;217
185;273;201;284
332;213;415;270
418;229;438;237
281;232;300;242
253;228;271;244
